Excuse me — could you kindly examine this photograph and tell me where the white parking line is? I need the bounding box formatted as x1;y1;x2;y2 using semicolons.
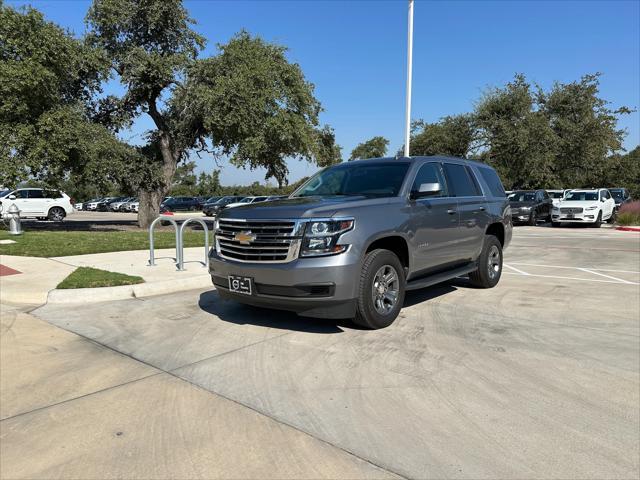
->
503;263;640;286
578;268;637;285
502;272;636;285
508;262;640;274
503;264;531;275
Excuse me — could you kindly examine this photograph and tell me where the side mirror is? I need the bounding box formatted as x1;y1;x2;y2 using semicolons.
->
8;195;16;200
411;182;441;200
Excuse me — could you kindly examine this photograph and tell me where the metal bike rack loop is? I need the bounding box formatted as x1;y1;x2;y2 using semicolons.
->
148;216;181;267
177;218;210;271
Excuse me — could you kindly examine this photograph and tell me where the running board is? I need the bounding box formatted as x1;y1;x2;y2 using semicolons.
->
405;263;477;291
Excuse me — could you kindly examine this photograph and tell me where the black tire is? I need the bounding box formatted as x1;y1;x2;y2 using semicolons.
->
468;235;503;289
48;207;66;222
607;211;616;224
353;249;405;329
592;211;602;228
528;211;537;226
552;221;561;227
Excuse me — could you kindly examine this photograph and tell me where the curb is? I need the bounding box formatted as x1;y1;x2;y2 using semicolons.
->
615;226;640;232
46;274;212;304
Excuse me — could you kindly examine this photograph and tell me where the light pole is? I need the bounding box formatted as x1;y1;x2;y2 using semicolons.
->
403;0;414;158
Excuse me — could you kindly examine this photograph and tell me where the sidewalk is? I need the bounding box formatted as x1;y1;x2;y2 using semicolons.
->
1;247;212;305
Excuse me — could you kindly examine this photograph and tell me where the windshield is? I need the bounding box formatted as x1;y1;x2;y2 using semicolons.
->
238;198;253;203
610;190;624;199
0;189;10;198
548;191;565;199
565;191;598;201
509;192;536;202
293;162;410;198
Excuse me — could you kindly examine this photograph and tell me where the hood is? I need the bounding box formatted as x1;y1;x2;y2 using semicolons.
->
508;201;536;208
218;195;389;220
557;200;601;209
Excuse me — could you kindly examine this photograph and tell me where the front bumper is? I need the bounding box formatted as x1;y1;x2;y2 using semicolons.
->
552;212;597;223
208;249;361;319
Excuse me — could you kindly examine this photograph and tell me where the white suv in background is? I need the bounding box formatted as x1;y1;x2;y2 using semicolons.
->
552;189;616;227
0;188;74;221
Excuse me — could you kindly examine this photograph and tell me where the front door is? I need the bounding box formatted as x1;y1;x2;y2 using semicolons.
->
408;162;460;277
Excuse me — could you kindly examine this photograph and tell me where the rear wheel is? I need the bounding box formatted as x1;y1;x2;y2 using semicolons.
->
353;249;405;329
48;207;65;222
469;235;503;288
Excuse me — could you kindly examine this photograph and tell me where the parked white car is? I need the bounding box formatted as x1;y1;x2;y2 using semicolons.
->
84;198;104;211
546;189;572;207
0;188;73;221
552;189;616;227
225;196;269;209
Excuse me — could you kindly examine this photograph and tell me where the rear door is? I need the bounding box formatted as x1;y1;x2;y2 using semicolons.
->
442;163;489;262
408;162;461;275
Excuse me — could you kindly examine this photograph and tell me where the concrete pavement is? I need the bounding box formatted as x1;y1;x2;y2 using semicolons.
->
0;305;395;479
0;255;76;304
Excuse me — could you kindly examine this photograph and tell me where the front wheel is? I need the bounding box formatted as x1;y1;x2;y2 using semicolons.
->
353;249;405;329
48;207;66;222
528;211;537;226
592;211;602;228
607;211;616;224
468;235;503;288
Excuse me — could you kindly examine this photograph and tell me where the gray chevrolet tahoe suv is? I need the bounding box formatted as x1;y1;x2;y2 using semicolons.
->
209;156;512;329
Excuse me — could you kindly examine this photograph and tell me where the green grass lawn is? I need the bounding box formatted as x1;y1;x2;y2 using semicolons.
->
57;267;144;289
0;229;208;257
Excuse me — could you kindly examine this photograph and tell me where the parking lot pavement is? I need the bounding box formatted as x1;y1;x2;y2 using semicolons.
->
4;226;639;478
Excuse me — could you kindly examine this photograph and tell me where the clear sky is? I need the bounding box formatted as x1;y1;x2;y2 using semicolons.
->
9;0;640;187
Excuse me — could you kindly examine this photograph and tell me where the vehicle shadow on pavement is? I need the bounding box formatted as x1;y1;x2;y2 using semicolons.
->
198;290;347;334
403;282;459;307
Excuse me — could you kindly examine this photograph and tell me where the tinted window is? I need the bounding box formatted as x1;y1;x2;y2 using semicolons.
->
44;190;62;198
27;190;44;199
478;168;506;197
411;163;447;197
509;192;536;202
12;190;29;199
443;163;480;197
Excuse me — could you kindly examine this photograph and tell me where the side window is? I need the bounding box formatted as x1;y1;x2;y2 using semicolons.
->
28;190;44;199
443;163;480;197
478;168;506;197
411;163;448;197
43;190;62;198
13;190;29;199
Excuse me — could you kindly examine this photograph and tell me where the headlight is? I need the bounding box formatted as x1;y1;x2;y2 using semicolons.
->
300;218;354;257
552;206;559;211
585;206;598;210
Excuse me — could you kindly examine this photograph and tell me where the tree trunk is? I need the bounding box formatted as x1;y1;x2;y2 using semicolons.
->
137;190;165;229
137;134;178;229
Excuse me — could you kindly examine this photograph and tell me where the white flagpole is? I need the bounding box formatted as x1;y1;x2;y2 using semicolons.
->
403;0;414;157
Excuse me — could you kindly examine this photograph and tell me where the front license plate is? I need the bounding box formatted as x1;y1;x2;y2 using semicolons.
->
228;275;252;295
566;213;574;219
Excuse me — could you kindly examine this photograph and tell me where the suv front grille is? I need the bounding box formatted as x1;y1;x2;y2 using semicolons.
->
560;207;583;214
215;219;303;263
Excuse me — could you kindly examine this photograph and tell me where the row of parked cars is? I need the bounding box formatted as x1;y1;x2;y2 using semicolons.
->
75;194;289;215
506;187;632;227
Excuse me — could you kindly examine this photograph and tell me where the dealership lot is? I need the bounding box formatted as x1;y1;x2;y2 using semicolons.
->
2;226;639;479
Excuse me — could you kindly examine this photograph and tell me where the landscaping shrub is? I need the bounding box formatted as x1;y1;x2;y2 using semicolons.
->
617;201;640;226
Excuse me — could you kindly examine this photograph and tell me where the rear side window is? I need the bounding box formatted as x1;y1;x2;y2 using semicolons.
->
443;163;481;197
27;190;44;199
411;163;448;197
43;190;62;198
478;167;506;197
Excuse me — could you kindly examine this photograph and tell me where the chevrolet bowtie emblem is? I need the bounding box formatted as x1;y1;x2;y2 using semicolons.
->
234;231;256;244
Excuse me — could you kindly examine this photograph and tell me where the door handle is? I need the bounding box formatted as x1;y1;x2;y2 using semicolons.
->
447;209;457;215
479;206;486;211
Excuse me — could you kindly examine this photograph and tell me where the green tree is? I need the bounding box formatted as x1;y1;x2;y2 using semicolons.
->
87;0;341;226
475;74;557;189
0;3;134;190
604;146;640;199
197;169;222;197
349;136;389;160
410;114;476;158
538;73;629;188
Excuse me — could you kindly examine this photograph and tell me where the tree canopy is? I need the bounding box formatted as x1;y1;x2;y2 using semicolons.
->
349;136;389;160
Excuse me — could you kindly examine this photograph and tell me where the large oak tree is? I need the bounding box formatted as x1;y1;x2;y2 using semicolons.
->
86;0;341;227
